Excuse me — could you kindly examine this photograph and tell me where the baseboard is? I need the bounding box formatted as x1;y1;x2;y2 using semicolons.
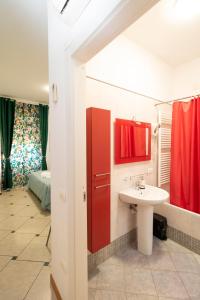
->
88;228;137;271
167;226;200;255
50;274;62;300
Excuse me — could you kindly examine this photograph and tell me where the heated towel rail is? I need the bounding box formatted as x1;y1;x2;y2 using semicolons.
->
158;111;172;188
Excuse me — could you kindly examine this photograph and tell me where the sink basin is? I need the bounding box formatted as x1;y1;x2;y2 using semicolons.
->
119;185;169;206
119;185;169;256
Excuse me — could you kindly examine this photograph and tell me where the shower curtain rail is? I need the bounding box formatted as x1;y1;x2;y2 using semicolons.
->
154;93;200;106
86;76;164;103
86;75;200;107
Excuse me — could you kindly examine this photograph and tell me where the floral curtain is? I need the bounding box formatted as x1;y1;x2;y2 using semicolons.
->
3;103;42;187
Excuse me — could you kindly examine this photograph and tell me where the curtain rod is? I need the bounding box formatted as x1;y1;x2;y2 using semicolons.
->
0;94;48;106
154;93;200;106
86;75;164;103
87;76;200;107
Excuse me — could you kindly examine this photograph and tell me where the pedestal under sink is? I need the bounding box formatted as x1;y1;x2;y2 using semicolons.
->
119;185;169;255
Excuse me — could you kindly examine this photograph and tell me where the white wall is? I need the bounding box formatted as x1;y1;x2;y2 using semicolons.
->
172;57;200;99
86;34;173;241
48;3;76;300
86;35;173;101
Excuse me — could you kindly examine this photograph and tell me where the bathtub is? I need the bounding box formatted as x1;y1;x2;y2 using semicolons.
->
155;202;200;242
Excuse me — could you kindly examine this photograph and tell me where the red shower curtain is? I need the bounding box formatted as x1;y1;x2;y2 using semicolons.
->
170;97;200;214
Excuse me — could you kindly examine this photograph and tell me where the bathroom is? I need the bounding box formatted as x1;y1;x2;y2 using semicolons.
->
86;1;200;299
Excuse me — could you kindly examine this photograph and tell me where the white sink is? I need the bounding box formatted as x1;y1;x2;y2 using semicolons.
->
119;185;169;206
119;185;169;255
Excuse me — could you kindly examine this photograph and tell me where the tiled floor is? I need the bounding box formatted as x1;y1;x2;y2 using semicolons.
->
89;238;200;300
0;188;51;300
2;189;200;300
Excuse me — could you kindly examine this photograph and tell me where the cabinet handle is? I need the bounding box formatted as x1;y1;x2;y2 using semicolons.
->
95;184;110;189
95;173;110;177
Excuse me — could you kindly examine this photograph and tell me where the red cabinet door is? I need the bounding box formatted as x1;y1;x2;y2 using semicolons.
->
86;107;111;253
91;185;110;252
91;108;110;175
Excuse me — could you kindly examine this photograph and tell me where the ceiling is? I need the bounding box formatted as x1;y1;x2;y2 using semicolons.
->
0;0;48;102
124;0;200;66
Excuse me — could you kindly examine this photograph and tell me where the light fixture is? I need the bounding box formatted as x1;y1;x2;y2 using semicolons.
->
165;0;200;22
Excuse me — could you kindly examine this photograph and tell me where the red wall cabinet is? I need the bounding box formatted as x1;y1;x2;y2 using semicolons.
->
115;118;151;164
86;107;111;253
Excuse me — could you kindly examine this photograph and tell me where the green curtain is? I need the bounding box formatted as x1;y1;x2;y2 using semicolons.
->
0;98;16;189
39;104;49;170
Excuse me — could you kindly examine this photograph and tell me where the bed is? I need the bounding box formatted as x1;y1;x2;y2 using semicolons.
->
27;171;51;211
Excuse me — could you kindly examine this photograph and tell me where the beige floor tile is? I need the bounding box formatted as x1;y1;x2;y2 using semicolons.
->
117;247;150;270
17;218;50;234
0;232;35;256
179;272;200;298
24;266;51;300
0;203;25;214
164;240;192;254
16;205;41;217
88;269;99;289
3;189;33;203
18;236;51;262
96;264;125;292
88;288;96;299
127;294;158;300
147;251;175;271
153;238;168;252
125;269;156;295
100;255;125;267
0;213;11;222
0;189;52;298
94;289;126;300
7;194;32;205
7;193;33;204
40;224;51;237
159;298;189;300
0;193;26;203
0;230;10;241
35;211;51;220
0;191;16;198
18;200;33;206
0;215;29;230
152;271;188;299
26;194;44;208
27;192;39;199
0;260;43;300
193;253;200;264
0;256;11;271
170;252;200;273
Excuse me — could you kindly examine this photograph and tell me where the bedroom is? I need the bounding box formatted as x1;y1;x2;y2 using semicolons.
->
0;1;51;299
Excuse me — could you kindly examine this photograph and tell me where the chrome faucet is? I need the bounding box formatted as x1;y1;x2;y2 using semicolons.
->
132;174;146;190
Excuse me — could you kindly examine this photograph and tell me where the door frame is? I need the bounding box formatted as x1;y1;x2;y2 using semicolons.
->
63;1;159;298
